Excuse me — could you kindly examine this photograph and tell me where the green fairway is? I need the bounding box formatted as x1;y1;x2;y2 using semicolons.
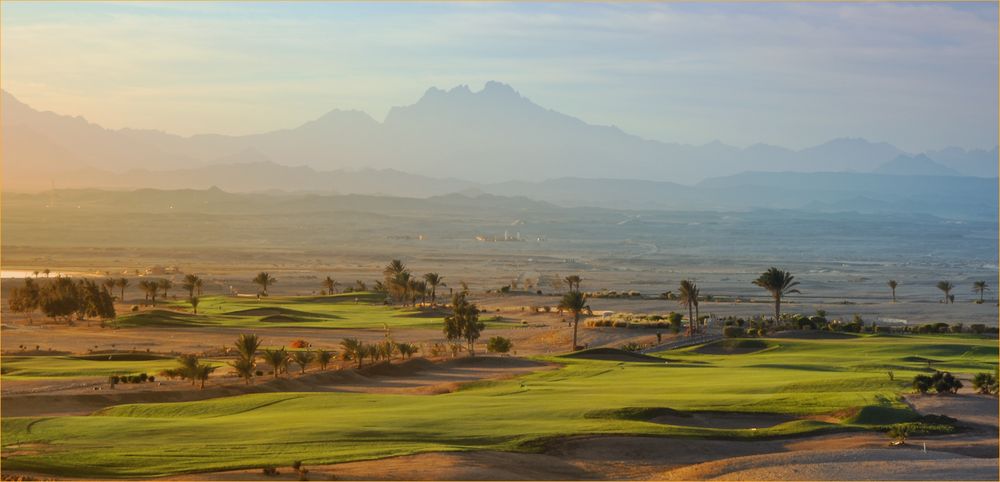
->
115;293;518;330
2;334;996;477
0;354;224;380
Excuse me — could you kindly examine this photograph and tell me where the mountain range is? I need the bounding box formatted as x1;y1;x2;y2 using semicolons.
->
2;83;997;220
3;82;997;189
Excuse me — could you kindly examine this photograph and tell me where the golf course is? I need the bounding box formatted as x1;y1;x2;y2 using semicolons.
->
2;332;995;478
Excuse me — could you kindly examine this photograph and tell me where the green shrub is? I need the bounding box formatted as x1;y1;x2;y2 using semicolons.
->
723;326;744;338
972;372;998;394
486;336;513;354
620;342;644;353
886;424;909;444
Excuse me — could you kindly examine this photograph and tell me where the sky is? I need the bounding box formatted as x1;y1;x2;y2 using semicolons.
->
2;1;997;151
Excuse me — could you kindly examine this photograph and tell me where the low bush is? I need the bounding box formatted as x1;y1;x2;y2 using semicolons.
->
972;372;998;394
486;336;513;354
723;326;744;338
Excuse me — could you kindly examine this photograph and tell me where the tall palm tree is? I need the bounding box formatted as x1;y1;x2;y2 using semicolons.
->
252;272;276;296
340;338;364;368
115;278;129;302
234;334;262;362
391;271;412;305
316;349;335;370
564;275;582;292
182;274;202;300
752;267;801;323
972;281;989;303
229;357;255;385
262;348;289;378
322;276;339;295
292;350;315;374
194;364;216;389
43;269;50;278
423;273;445;305
936;281;955;304
383;259;407;279
888;280;898;303
139;280;159;305
558;291;589;350
102;278;116;295
157;279;173;298
677;280;700;336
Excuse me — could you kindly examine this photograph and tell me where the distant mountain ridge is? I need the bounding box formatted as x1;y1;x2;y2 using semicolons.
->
3;83;997;191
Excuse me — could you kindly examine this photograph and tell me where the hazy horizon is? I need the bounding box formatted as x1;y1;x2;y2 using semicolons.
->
2;1;997;152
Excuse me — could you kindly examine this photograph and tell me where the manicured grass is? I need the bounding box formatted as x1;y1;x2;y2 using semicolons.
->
1;334;995;477
115;293;518;330
0;354;224;380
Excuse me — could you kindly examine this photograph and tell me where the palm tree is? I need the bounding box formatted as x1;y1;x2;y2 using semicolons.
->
752;267;801;322
677;280;700;336
115;278;129;302
391;271;412;305
102;278;116;295
558;291;589;350
322;276;339;295
229;357;255;385
43;269;50;278
139;280;159;305
383;259;407;278
564;275;582;292
190;296;200;314
340;338;364;368
972;281;989;303
261;348;289;378
157;279;173;298
423;273;445;305
252;272;276;296
182;274;202;300
33;270;39;278
316;349;335;370
936;281;955;304
234;333;262;362
888;280;898;303
292;350;315;374
194;363;216;389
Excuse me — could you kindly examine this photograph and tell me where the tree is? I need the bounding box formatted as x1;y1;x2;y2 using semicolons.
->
396;343;418;359
39;277;81;322
157;278;173;298
194;363;217;389
253;272;276;296
558;291;589;350
972;281;989;303
936;281;954;304
444;293;484;355
102;278;116;295
170;354;214;388
487;336;513;354
322;276;339;295
115;278;130;302
78;279;116;323
677;280;700;336
424;273;445;305
752;267;801;322
972;372;998;394
316;349;335;370
564;275;582;292
262;348;289;378
190;296;200;314
353;280;367;292
229;356;255;385
292;350;315;374
43;268;50;278
888;280;898;303
138;280;158;305
8;278;40;323
340;338;364;368
234;333;262;363
182;274;202;300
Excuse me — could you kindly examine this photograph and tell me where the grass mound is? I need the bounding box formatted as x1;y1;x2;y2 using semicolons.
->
259;314;303;323
695;339;773;355
225;307;317;317
900;355;942;364
769;331;858;340
69;353;171;362
116;309;202;327
845;405;920;425
559;348;666;363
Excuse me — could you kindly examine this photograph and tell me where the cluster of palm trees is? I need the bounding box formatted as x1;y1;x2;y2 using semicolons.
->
137;279;174;305
252;272;276;296
226;333;336;383
339;337;419;368
161;354;217;389
934;280;990;304
381;259;447;306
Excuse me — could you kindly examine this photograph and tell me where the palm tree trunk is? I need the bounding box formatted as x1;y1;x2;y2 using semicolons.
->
687;305;693;337
572;312;580;349
980;290;985;303
891;288;896;303
775;296;781;323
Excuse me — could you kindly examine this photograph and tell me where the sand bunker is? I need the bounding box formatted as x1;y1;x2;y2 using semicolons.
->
225;307;317;317
559;348;666;363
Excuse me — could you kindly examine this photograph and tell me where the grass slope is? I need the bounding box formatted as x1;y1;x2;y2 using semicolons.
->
1;334;995;477
115;293;518;330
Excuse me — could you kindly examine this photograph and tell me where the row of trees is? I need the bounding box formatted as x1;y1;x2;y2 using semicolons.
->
8;277;116;324
379;260;447;306
928;280;991;304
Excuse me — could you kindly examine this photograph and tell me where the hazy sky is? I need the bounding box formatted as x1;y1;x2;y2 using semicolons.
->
2;1;997;151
